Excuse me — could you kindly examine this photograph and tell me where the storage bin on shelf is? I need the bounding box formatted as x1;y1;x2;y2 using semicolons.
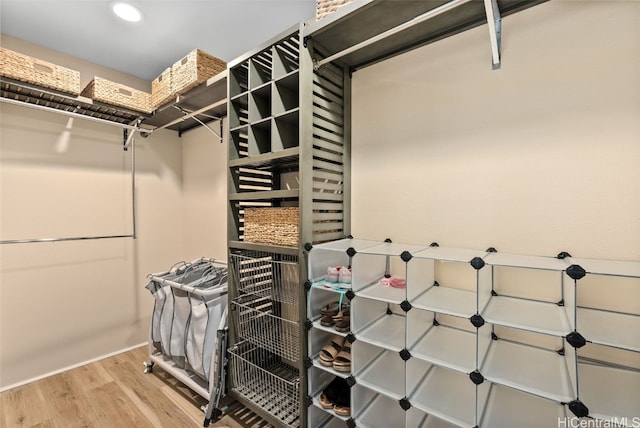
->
151;67;172;110
172;48;226;96
81;76;152;114
243;206;299;247
0;47;81;95
316;0;353;20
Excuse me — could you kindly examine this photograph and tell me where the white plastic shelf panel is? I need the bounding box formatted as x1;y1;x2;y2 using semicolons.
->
352;297;404;351
578;361;640;423
308;238;382;282
409;324;477;374
482;296;572;337
577;307;640;352
481;339;575;402
311;319;350;337
412;284;477;319
355;280;406;304
483;252;569;271
412;246;490;264
357;242;430;258
479;383;567;428
408;362;488;428
569;257;640;278
354;391;406;428
407;408;461;428
353;341;407;400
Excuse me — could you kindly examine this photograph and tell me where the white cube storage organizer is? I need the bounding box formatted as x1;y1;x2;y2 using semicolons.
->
306;238;640;427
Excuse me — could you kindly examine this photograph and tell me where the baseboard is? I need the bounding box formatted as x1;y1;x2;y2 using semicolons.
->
0;342;147;393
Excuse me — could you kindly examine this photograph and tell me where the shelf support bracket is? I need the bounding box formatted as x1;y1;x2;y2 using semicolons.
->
173;105;222;142
484;0;502;69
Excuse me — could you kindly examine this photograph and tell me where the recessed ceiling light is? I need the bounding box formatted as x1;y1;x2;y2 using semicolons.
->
111;1;143;23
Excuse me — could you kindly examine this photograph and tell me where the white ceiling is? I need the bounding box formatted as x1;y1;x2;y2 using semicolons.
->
0;0;317;81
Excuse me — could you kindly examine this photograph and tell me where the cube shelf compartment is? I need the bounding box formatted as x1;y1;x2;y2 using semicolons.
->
306;238;639;427
353;388;406;428
408;361;488;428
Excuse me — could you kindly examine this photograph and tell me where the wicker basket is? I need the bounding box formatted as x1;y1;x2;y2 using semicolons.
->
0;47;81;95
81;77;151;114
171;49;226;97
151;67;172;110
316;0;353;20
244;207;299;247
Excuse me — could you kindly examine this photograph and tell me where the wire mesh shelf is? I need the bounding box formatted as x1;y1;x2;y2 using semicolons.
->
231;294;299;361
229;341;300;428
230;250;299;305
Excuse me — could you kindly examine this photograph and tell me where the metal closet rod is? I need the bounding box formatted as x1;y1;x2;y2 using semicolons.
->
0;96;143;131
0;114;138;245
313;0;473;70
0;235;134;245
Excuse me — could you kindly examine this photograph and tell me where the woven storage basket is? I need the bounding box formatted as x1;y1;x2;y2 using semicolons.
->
0;47;81;95
81;77;152;114
151;67;172;110
244;207;299;247
316;0;353;20
171;49;226;96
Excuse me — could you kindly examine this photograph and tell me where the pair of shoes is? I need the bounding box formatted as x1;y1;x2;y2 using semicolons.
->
319;377;351;417
327;266;352;285
320;302;350;332
319;335;352;372
379;276;406;288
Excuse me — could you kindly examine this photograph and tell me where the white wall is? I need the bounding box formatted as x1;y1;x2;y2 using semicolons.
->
0;37;184;389
351;1;639;366
352;1;640;260
181;118;229;262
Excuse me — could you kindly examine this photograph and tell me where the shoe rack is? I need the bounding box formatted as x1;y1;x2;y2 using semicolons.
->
305;238;640;427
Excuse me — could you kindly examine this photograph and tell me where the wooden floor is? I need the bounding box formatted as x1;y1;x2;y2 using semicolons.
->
0;346;272;428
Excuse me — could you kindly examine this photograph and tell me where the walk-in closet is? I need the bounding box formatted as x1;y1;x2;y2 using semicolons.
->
1;1;638;427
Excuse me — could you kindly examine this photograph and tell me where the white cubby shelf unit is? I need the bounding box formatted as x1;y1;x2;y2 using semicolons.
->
304;238;640;427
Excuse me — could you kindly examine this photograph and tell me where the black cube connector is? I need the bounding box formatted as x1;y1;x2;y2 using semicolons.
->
566;264;586;280
304;242;313;252
386;307;393;315
346;418;356;428
469;370;485;385
566;331;587;349
346;375;356;387
346;290;355;300
401;251;412;262
399;398;412;411
491;332;499;340
304;280;312;291
433;317;440;326
433;281;440;287
557;347;565;356
305;319;313;331
470;314;485;328
568;400;589;418
430;242;439;247
304;358;313;369
486;247;497;253
401;300;412;312
304;395;313;407
347;234;354;239
557;299;565;307
491;290;498;296
400;349;412;361
346;333;356;343
471;257;485;270
557;251;572;259
385;238;392;243
346;247;357;258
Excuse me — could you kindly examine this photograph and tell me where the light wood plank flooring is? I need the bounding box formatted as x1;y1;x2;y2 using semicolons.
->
0;346;271;428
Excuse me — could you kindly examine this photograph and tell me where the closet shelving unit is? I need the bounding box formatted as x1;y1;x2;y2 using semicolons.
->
1;71;228;137
307;238;639;427
226;23;351;428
